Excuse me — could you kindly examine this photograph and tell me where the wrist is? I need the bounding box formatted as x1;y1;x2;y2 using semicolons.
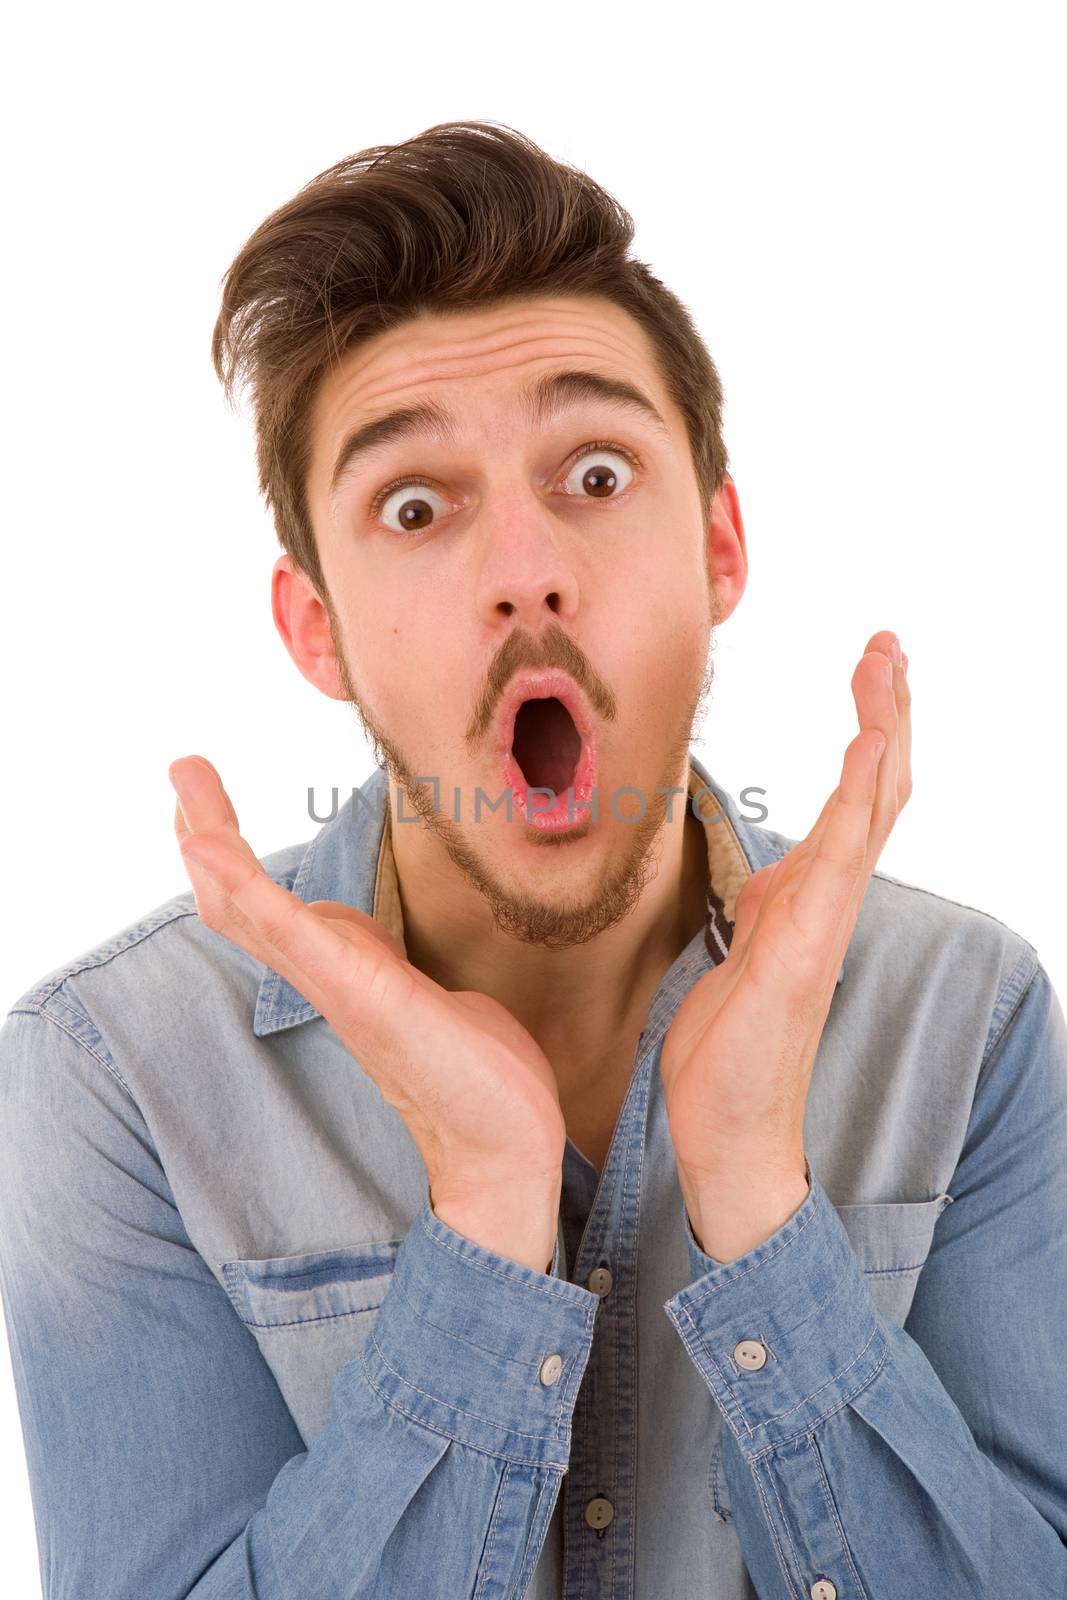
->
682;1163;811;1265
430;1177;560;1274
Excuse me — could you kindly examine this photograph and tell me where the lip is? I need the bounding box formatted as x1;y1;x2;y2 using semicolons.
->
489;669;600;832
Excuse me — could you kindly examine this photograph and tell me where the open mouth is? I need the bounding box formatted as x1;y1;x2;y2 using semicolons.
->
511;696;583;794
491;671;599;830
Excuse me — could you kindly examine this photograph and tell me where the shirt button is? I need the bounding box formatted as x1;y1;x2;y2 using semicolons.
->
733;1338;768;1370
584;1496;615;1530
538;1353;564;1386
810;1582;837;1600
586;1265;613;1297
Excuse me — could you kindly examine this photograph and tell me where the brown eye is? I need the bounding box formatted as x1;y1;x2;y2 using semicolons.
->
377;482;450;536
562;446;635;500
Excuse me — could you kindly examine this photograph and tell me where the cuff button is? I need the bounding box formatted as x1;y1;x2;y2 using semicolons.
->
539;1353;564;1385
733;1338;768;1371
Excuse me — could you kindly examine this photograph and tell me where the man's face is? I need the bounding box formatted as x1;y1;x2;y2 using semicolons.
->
303;293;729;948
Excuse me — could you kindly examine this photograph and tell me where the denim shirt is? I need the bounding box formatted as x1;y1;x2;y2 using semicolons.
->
1;752;1065;1599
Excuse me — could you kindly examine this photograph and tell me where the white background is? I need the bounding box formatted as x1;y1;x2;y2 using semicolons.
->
1;2;1064;1589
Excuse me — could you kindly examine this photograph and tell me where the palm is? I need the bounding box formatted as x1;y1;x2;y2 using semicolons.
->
660;632;912;1182
169;757;566;1190
660;850;829;1175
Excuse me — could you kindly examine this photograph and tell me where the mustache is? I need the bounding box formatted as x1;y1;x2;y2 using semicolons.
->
464;622;618;751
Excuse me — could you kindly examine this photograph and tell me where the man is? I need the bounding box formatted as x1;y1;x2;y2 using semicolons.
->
1;119;1064;1599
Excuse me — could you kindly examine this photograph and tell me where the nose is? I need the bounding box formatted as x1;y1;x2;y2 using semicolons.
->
473;499;581;631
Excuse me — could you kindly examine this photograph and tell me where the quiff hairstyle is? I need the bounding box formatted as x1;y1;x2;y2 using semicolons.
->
210;120;730;604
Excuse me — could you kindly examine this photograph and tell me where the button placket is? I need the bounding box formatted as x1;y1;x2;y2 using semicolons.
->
586;1264;613;1297
583;1496;614;1530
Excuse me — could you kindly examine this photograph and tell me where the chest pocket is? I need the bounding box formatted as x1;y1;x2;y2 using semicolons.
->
833;1191;954;1325
220;1238;402;1447
708;1192;953;1523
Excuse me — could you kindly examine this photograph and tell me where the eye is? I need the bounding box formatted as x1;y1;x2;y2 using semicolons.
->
368;438;640;538
560;442;637;500
374;479;453;537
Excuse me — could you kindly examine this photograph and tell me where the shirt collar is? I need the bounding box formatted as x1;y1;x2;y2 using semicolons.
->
253;752;844;1038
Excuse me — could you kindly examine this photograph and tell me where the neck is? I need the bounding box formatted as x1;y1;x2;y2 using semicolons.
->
389;772;709;1073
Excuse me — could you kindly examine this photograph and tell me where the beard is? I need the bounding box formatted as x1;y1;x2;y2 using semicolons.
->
326;589;720;952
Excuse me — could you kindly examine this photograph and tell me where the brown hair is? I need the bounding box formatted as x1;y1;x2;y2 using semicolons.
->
210;119;730;604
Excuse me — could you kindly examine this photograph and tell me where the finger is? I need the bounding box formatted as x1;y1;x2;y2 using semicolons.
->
728;861;780;955
851;644;900;860
169;756;278;914
784;727;886;963
861;629;911;817
803;779;842;849
169;759;413;1046
173;795;190;842
169;754;348;996
893;652;912;808
759;629;907;871
733;636;904;979
727;771;843;966
170;754;241;836
180;825;411;1040
169;756;274;959
170;760;236;930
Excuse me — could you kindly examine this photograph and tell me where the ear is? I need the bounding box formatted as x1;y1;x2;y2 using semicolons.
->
270;554;348;701
706;473;748;625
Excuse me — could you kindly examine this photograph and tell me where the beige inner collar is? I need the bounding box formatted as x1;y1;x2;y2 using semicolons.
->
371;762;751;960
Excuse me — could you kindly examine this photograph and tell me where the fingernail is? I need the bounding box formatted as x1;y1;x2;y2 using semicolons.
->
883;662;893;687
888;639;902;664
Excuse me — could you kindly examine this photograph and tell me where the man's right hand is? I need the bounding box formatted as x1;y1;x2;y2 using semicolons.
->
168;755;565;1273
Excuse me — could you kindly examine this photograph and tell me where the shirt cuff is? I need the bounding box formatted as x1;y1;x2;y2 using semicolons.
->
356;1194;601;1469
662;1168;888;1462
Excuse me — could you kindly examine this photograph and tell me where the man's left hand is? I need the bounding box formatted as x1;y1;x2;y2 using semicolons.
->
661;630;912;1262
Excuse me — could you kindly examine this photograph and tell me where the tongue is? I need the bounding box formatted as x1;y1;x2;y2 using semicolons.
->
512;697;582;793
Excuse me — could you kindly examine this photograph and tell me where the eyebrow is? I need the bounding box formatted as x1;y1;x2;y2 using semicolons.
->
327;368;672;505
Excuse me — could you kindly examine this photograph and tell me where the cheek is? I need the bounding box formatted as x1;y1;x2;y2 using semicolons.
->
605;548;708;658
367;623;467;743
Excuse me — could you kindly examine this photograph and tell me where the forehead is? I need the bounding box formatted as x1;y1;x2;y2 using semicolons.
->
307;294;682;505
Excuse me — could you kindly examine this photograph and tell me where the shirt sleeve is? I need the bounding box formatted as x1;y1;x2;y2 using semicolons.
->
0;999;600;1600
662;955;1067;1597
